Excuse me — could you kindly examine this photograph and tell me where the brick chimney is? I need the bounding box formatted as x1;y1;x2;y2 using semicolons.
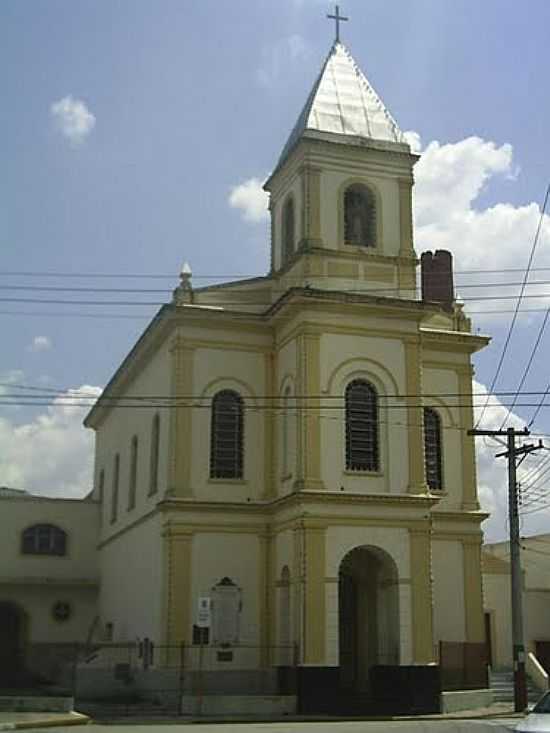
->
421;250;454;311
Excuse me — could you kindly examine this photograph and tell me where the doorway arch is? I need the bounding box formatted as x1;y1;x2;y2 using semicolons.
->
338;546;400;691
0;601;28;687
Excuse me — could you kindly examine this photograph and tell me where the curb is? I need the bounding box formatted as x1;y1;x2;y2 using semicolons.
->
0;713;90;731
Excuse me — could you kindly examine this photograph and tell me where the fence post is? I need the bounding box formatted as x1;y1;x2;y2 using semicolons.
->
178;642;185;716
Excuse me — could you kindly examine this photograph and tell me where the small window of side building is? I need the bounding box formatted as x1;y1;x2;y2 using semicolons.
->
424;407;443;491
22;524;67;556
344;183;376;248
210;390;244;480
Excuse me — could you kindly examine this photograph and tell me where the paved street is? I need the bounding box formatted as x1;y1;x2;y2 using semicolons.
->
23;720;523;733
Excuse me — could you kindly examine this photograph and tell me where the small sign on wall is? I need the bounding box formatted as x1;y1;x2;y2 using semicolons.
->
197;597;212;628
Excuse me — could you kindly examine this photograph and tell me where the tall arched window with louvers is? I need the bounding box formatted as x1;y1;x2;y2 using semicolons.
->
345;379;379;471
424;407;443;491
210;390;244;479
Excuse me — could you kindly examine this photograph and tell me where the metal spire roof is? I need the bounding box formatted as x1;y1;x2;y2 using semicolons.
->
278;42;405;166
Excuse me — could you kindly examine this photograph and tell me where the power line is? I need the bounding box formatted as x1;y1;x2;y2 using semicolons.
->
5;278;550;294
4;266;550;279
475;183;550;428
500;307;550;428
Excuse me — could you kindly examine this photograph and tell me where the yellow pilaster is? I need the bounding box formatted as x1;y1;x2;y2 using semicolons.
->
398;176;415;258
163;524;193;656
263;350;276;499
294;328;324;491
168;336;195;497
258;530;276;666
409;527;434;663
458;365;480;510
299;164;322;251
301;520;326;664
463;536;485;642
404;337;427;494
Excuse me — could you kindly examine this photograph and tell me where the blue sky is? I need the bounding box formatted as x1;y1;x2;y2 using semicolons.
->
2;0;550;540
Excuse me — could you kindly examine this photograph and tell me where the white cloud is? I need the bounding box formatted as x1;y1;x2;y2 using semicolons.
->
411;134;550;271
472;380;550;541
228;177;270;223
0;385;101;497
256;34;310;88
27;336;52;353
0;370;24;397
50;95;96;145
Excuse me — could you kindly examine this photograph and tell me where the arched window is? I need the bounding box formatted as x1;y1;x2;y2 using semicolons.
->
282;197;295;263
344;183;376;248
424;407;443;491
111;453;120;523
149;413;160;496
345;379;379;471
210;390;244;479
128;435;138;510
22;524;66;556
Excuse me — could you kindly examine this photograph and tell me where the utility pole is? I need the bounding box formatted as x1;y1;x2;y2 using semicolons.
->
469;426;543;712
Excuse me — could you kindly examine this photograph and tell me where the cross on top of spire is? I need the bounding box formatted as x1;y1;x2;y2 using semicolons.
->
327;4;348;43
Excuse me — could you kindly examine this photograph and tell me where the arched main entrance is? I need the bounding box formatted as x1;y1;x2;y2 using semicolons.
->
0;602;27;688
338;546;400;691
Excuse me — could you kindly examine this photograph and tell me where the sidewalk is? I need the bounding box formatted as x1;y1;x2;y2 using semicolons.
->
0;712;90;731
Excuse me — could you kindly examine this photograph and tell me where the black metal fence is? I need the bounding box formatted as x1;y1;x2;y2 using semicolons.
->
439;641;489;691
0;641;298;717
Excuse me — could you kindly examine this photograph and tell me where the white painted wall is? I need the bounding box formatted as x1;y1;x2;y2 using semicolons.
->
99;513;163;642
93;339;171;540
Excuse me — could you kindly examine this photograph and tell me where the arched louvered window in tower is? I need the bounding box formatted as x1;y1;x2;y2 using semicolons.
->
22;524;67;556
149;413;160;495
345;379;379;471
424;407;443;491
210;390;244;479
282;197;295;263
344;183;376;248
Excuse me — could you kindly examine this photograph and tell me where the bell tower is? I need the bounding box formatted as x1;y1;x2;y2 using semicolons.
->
264;40;419;299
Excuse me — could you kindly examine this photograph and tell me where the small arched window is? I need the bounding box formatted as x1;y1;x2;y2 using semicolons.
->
344;183;376;248
424;407;443;491
128;435;138;510
149;413;160;496
345;379;379;471
111;453;120;523
282;197;295;263
22;524;67;556
210;390;244;479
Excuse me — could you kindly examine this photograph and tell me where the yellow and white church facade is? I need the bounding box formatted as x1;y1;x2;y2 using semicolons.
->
85;40;489;684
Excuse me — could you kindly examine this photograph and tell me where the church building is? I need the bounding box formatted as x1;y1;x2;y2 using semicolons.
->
83;34;489;702
1;24;492;715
